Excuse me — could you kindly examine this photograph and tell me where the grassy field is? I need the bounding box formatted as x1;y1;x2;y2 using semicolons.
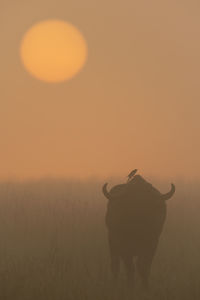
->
0;178;199;299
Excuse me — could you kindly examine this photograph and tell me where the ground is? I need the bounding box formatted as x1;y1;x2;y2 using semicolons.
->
0;178;199;300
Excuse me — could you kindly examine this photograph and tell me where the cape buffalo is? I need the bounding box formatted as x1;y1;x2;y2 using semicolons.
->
102;172;175;288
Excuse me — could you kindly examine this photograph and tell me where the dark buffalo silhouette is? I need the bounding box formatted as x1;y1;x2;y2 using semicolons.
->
102;171;175;288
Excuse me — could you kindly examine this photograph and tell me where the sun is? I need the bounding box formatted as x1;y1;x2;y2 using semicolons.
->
20;20;88;83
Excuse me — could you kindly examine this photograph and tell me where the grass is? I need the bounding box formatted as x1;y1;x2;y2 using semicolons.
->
0;178;199;299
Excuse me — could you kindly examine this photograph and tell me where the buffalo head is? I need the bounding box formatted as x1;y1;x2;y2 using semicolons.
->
103;174;175;201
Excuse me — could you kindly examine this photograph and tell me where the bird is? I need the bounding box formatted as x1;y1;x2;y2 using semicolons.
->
127;169;138;182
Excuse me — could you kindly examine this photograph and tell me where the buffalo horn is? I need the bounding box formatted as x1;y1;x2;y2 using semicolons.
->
102;183;111;200
161;184;175;200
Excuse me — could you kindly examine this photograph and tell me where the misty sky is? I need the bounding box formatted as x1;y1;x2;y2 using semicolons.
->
1;0;200;180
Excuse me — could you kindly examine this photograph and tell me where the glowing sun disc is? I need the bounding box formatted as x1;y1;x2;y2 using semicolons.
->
20;20;88;82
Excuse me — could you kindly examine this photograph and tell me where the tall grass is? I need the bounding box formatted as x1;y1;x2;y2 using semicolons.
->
0;178;199;299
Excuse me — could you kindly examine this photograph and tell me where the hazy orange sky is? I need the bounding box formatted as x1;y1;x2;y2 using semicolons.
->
1;0;200;180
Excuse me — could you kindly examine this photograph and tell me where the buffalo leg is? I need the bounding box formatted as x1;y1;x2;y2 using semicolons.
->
108;233;120;281
122;255;135;287
110;254;120;280
137;245;157;289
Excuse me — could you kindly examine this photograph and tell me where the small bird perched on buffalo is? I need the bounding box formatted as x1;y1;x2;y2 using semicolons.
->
127;169;138;182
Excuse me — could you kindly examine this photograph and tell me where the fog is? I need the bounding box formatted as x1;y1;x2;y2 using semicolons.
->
1;0;200;179
1;0;200;297
0;177;199;299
